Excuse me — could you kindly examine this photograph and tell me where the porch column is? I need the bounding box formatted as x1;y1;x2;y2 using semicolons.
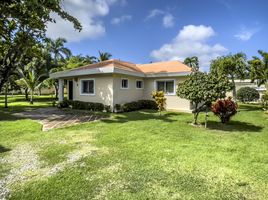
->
58;79;64;102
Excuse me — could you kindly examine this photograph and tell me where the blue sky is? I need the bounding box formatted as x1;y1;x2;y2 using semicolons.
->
47;0;268;71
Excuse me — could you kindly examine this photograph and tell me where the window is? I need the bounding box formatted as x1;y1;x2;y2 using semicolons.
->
136;80;143;89
121;79;129;89
81;79;94;95
156;80;175;94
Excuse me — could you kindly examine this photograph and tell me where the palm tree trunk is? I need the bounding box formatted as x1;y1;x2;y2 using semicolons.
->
25;88;29;101
4;84;8;108
30;90;34;104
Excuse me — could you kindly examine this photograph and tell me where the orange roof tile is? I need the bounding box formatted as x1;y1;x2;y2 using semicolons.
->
68;59;191;74
136;60;191;73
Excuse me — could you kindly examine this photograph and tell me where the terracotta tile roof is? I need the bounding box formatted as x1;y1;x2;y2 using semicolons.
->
136;60;191;73
68;59;191;74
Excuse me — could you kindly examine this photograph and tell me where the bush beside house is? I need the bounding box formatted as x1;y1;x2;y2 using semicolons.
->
58;99;157;112
237;87;260;103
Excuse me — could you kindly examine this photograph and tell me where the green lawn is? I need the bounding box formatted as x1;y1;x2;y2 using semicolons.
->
0;95;267;199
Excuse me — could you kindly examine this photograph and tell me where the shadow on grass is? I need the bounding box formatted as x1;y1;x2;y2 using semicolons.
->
238;103;262;111
207;120;263;132
0;145;11;153
103;110;184;123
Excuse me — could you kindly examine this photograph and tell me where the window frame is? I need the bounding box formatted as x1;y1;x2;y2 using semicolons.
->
154;79;176;95
136;79;144;89
121;78;129;89
80;78;95;96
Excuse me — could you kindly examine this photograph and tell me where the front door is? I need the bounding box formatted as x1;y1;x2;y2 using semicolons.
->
68;81;73;100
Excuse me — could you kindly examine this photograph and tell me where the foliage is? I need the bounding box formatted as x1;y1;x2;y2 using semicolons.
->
58;100;104;112
184;56;199;72
248;50;268;86
0;0;81;91
122;100;157;112
237;87;260;103
211;97;238;123
210;53;248;100
152;91;166;115
65;55;97;69
17;59;45;104
97;51;112;62
46;38;72;65
177;71;233;124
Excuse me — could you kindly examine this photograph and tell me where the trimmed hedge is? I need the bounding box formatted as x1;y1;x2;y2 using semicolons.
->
58;99;157;112
58;100;105;112
122;100;157;112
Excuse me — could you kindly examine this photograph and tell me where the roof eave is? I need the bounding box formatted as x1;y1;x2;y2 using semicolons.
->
145;71;191;77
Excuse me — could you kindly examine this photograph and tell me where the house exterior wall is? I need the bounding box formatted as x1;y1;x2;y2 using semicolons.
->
143;76;191;111
72;74;114;107
66;74;191;112
112;74;145;105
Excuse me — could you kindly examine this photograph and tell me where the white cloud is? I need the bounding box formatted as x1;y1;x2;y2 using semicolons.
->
234;26;260;41
145;9;175;28
46;0;119;42
150;25;228;71
234;31;253;41
111;15;132;25
146;9;165;20
162;14;174;28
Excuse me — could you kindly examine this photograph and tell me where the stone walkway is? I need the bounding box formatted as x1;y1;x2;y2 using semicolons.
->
13;107;104;131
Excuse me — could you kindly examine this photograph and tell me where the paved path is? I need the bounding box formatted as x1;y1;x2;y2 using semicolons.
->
13;107;104;131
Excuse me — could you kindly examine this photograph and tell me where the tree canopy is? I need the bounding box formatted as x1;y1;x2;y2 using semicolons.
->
0;0;82;91
248;50;268;87
210;53;248;100
177;71;233;124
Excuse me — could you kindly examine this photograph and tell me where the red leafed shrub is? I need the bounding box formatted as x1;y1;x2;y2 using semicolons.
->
211;97;238;123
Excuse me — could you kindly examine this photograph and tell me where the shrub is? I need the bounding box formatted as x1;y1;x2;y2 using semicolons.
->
114;104;122;112
57;100;70;108
137;100;158;110
122;101;140;112
151;91;166;115
237;87;260;103
121;100;157;112
211;97;238;123
58;100;105;112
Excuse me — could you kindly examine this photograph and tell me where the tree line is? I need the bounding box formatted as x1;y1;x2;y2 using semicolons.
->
180;52;268;125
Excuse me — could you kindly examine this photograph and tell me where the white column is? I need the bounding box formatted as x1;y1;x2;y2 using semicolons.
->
58;79;64;102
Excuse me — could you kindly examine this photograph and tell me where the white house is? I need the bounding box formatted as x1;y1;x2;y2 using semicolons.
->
50;59;192;112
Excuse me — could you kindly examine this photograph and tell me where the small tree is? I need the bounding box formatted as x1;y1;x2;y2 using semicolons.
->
237;87;260;103
211;97;238;123
177;72;233;125
152;91;166;115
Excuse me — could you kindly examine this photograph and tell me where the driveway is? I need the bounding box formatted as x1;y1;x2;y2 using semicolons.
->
13;107;105;131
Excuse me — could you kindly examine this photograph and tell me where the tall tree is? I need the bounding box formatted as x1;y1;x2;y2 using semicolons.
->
248;50;268;87
0;0;81;91
210;53;248;100
184;56;199;72
46;38;72;65
97;51;112;62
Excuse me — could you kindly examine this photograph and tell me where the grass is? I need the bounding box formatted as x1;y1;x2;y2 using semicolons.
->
0;95;267;199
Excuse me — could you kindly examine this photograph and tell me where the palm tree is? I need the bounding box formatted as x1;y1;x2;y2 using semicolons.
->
97;51;112;62
46;38;72;65
183;56;199;72
17;59;44;104
249;50;268;87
